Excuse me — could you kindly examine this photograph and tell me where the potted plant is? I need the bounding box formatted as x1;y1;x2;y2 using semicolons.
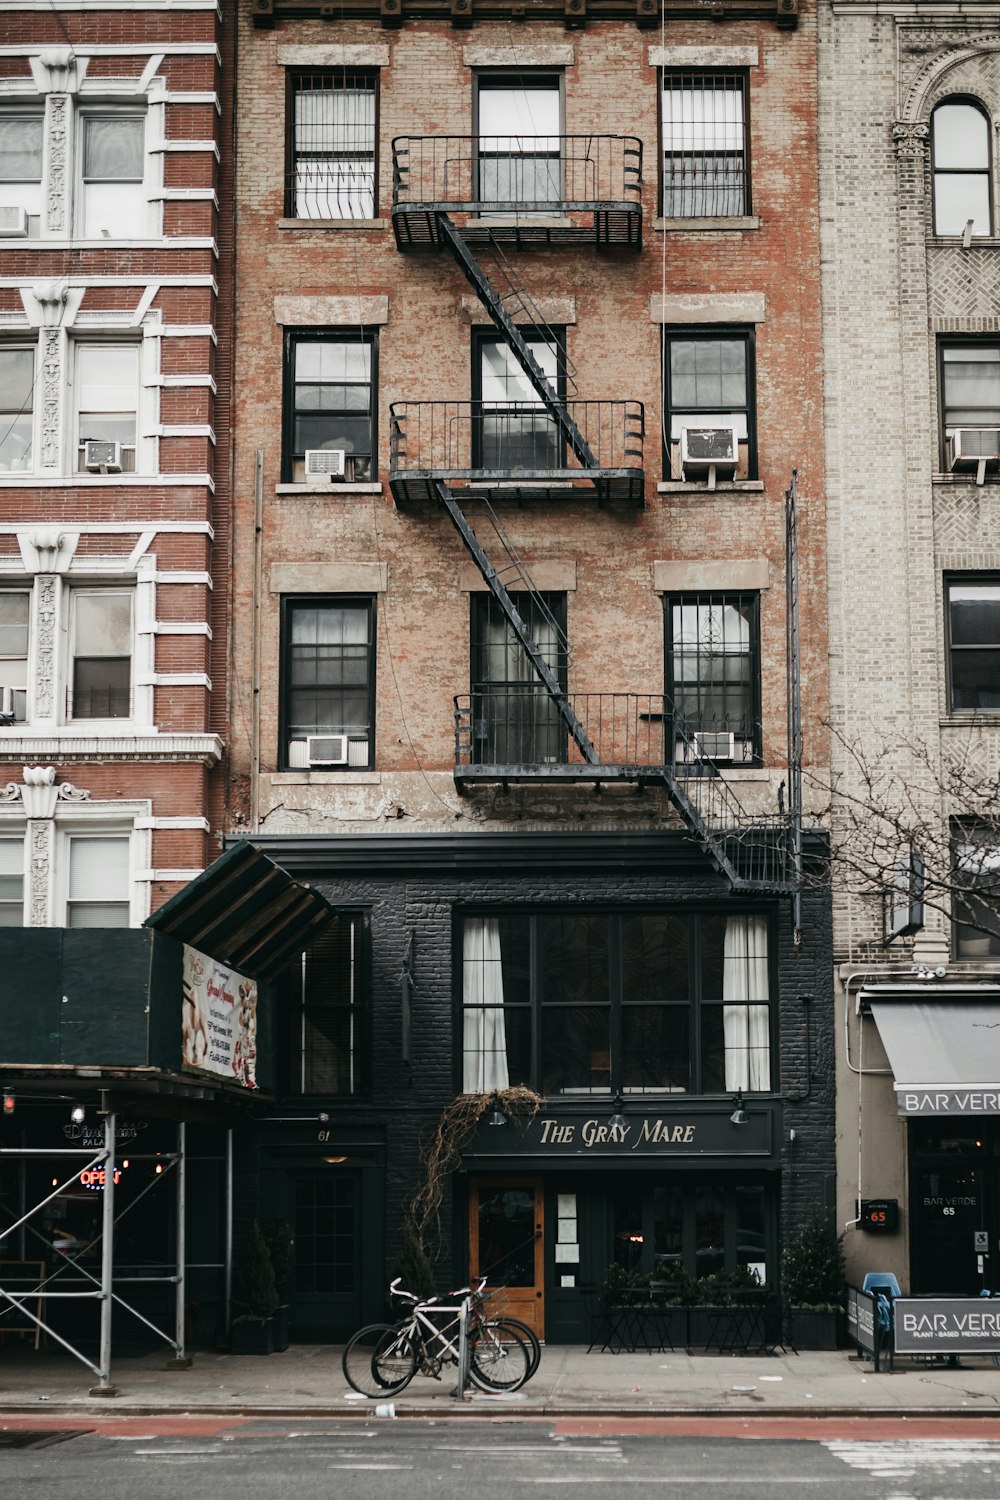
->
231;1219;279;1354
262;1217;292;1352
781;1214;845;1349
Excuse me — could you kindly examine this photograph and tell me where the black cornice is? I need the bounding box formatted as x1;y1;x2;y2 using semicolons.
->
250;0;798;29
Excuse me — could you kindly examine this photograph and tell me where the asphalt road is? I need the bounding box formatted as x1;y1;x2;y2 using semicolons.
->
6;1420;1000;1500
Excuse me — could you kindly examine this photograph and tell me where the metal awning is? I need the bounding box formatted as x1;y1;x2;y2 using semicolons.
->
870;999;1000;1116
144;840;335;981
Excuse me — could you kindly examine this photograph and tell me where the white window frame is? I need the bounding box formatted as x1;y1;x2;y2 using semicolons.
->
75;105;153;240
71;338;142;476
0;801;150;929
0;108;44;237
64;829;133;928
0;341;38;476
66;587;134;724
0;585;30;722
0;832;26;927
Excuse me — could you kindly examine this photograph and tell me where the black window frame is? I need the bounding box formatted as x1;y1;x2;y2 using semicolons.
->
473;70;564;208
659;69;750;219
471;326;566;473
469;589;568;767
282;327;378;484
931;96;992;239
456;906;777;1099
945;572;1000;714
664;590;763;765
938;337;1000;471
285;67;379;220
951;817;1000;961
279;910;371;1097
662;326;757;481
279;594;376;771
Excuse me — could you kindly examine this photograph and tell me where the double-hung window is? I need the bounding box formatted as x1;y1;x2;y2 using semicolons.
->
0;836;24;927
287;70;377;219
281;596;375;770
283;913;367;1095
0;113;43;235
664;328;756;480
939;340;1000;470
476;74;561;209
661;72;748;218
69;591;133;720
0;346;34;473
474;329;563;472
0;589;29;723
946;576;1000;712
461;909;772;1095
932;99;991;238
75;344;139;474
470;591;567;767
952;819;1000;960
79;113;147;239
66;834;131;927
284;331;375;482
665;592;761;763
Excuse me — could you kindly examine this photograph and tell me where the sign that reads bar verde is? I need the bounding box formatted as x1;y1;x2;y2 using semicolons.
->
474;1110;772;1157
182;944;258;1089
898;1089;1000;1115
895;1298;1000;1354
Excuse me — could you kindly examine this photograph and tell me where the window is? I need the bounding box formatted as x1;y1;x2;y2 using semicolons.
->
0;589;29;722
460;909;772;1095
0;836;24;926
946;576;1000;712
473;329;563;471
952;819;1000;960
66;834;130;927
0;113;43;232
661;72;748;218
79;112;146;238
613;1179;772;1284
75;344;139;473
284;331;375;482
476;74;561;207
0;346;34;473
283;913;367;1094
665;592;761;762
287;71;376;219
939;341;1000;467
281;596;375;769
470;591;567;766
68;591;133;720
663;329;756;479
932;99;991;238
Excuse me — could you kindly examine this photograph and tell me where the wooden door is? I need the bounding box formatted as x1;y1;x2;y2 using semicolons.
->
469;1177;544;1338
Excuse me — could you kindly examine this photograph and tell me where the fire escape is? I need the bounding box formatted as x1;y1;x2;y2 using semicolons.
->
389;134;800;898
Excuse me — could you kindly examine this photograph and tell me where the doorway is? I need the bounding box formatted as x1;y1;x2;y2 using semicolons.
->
469;1177;544;1337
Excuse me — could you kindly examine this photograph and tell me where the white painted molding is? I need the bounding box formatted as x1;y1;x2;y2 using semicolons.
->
134;815;210;831
0;733;224;763
136;868;205;882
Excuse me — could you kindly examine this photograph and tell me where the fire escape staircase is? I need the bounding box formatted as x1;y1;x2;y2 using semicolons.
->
390;154;799;896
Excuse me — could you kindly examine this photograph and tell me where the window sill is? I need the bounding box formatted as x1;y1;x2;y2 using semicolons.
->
275;482;383;495
932;471;1000;485
269;770;381;785
658;479;764;494
654;215;760;233
277;217;387;231
941;714;1000;728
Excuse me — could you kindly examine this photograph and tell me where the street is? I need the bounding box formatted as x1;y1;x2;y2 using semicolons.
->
5;1419;1000;1500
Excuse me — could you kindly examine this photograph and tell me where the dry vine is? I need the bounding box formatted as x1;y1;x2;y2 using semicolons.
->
410;1086;543;1257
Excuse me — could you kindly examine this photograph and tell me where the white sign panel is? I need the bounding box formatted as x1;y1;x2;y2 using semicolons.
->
182;944;258;1088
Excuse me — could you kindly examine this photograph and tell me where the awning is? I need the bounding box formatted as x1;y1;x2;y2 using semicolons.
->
870;1000;1000;1115
144;840;335;981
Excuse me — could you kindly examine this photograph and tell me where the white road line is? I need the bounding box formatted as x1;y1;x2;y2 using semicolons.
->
825;1440;1000;1472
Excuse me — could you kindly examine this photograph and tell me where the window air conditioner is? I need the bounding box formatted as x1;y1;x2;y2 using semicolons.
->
304;448;347;480
84;440;123;473
0;686;25;722
692;730;736;761
679;423;739;488
948;427;1000;483
0;206;28;238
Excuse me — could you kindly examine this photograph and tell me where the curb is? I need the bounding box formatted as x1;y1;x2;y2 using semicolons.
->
3;1402;1000;1420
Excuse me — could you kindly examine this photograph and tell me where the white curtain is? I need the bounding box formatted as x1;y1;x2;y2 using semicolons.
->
722;914;770;1091
462;917;510;1092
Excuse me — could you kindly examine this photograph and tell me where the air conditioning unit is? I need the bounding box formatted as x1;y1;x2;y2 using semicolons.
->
680;423;739;488
304;448;347;480
83;439;123;473
0;206;28;238
0;685;25;723
287;733;350;768
692;730;736;761
948;427;1000;484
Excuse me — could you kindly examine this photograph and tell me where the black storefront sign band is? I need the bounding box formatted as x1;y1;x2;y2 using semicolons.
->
470;1108;774;1159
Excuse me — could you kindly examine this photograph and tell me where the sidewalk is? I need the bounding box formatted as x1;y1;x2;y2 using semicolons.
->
2;1343;1000;1418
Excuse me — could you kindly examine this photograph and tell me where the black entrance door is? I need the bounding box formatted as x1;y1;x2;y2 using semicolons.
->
289;1171;360;1339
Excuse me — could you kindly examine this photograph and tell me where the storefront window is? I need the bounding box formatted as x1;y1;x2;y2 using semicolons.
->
613;1178;773;1283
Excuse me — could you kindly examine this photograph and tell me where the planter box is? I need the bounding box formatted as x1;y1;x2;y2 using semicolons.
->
789;1307;838;1350
231;1317;274;1355
272;1305;290;1353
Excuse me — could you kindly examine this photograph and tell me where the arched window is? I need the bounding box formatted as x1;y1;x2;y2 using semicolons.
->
932;99;992;237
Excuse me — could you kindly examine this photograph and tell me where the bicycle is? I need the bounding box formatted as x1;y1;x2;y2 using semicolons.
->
342;1277;533;1397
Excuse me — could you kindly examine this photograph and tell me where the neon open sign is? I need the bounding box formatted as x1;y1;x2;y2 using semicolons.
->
79;1167;123;1191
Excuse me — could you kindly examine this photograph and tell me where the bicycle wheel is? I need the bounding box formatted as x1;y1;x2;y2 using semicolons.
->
342;1322;417;1397
469;1318;532;1392
491;1315;541;1381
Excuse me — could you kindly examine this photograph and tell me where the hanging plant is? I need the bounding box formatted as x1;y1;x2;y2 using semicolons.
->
409;1086;543;1258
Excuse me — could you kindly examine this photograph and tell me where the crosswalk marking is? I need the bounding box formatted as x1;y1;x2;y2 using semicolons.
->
825;1439;1000;1479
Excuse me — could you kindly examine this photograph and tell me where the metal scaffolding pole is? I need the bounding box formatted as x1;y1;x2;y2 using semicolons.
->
171;1120;191;1366
92;1110;117;1396
224;1127;233;1338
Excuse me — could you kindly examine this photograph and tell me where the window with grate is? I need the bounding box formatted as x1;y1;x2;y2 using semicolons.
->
284;913;367;1095
945;575;1000;712
287;71;377;219
932;98;991;238
281;596;375;770
470;591;567;767
661;72;748;218
665;591;761;763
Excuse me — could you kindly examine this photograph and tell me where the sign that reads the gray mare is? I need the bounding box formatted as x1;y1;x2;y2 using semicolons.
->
895;1297;1000;1354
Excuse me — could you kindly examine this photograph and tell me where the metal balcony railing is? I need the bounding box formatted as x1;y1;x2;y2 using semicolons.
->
391;135;643;247
389;400;645;505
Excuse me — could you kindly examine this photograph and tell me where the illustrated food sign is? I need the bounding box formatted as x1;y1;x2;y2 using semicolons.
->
182;944;258;1088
